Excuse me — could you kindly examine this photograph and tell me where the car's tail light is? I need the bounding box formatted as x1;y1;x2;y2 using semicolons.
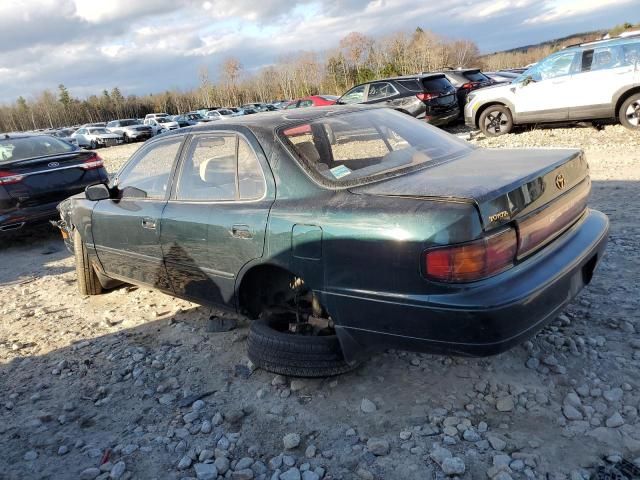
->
0;170;25;185
517;181;589;258
81;153;104;170
424;228;517;282
461;82;479;90
416;92;436;102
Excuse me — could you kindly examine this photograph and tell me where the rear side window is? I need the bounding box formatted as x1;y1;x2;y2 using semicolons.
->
0;136;75;163
397;80;422;92
175;134;265;201
367;82;398;100
463;71;490;82
177;135;237;201
622;42;640;65
422;77;453;92
238;138;266;200
582;46;624;72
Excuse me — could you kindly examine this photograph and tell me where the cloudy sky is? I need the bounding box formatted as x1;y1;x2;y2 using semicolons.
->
0;0;637;103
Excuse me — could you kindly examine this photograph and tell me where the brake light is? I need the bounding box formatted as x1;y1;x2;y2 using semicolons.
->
461;82;479;90
81;154;104;170
424;228;517;282
0;170;25;185
416;92;436;101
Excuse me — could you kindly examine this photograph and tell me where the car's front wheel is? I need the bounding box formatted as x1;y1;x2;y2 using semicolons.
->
74;229;103;296
122;133;129;143
479;105;513;136
619;93;640;130
247;314;359;377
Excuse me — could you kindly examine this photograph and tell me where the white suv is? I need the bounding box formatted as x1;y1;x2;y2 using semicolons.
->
465;35;640;136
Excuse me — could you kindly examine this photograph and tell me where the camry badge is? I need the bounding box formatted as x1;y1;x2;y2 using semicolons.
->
555;174;566;190
48;162;60;168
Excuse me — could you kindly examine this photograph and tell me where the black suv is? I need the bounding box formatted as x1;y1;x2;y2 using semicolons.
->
336;74;459;126
0;133;108;234
436;69;495;114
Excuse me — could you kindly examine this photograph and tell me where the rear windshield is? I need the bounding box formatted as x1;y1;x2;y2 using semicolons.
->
280;109;471;187
0;136;75;163
464;71;490;82
422;76;453;92
89;128;109;134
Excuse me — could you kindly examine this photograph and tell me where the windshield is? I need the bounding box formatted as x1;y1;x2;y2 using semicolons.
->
280;109;472;186
0;136;75;163
156;118;172;123
89;128;109;134
120;119;139;126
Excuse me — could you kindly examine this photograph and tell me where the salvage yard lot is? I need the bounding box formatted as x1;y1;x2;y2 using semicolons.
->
1;125;639;479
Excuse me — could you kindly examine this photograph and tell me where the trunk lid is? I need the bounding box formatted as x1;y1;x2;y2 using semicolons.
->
1;150;104;207
350;148;589;230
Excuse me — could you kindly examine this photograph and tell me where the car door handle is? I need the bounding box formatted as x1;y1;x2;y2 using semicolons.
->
141;217;157;230
231;225;252;239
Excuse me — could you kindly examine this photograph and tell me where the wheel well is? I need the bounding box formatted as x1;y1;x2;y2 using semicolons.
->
237;264;299;319
615;87;640;117
475;102;508;128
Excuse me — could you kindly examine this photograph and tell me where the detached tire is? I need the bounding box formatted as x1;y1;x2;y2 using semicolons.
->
74;229;103;296
247;315;358;377
479;105;513;136
619;93;640;130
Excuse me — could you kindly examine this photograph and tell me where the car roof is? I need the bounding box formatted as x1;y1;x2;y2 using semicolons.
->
565;34;640;50
161;105;381;136
1;132;39;140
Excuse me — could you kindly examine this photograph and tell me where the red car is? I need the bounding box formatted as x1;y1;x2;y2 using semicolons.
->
285;95;339;109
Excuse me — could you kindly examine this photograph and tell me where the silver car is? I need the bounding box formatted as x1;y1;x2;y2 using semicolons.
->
106;119;153;143
72;127;123;149
143;117;180;135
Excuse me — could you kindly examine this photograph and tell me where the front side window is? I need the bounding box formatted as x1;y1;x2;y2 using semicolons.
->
299;100;313;108
280;109;471;186
339;85;366;104
116;137;182;199
526;52;578;81
367;82;398;101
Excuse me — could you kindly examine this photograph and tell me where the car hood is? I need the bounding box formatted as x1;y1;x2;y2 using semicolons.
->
471;82;515;99
95;134;121;139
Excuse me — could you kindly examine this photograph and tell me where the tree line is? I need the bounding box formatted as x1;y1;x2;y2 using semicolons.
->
1;21;635;132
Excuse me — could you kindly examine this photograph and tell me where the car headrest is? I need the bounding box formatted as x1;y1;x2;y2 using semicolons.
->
199;157;236;185
295;141;321;164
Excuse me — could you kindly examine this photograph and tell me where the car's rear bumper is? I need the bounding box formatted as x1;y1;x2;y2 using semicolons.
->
326;209;609;361
0;201;63;233
423;106;460;126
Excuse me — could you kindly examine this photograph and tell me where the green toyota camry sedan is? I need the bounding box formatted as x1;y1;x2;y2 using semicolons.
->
57;105;609;377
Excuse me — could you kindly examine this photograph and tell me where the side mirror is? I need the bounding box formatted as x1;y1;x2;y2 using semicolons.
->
522;75;535;86
85;183;111;201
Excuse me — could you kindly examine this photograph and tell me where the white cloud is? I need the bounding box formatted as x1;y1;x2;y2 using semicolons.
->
0;0;637;103
525;0;634;24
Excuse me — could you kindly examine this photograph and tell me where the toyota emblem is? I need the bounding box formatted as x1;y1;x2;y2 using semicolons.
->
48;162;60;168
555;173;566;190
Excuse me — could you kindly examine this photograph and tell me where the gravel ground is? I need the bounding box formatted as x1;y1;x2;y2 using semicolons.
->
1;125;639;480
